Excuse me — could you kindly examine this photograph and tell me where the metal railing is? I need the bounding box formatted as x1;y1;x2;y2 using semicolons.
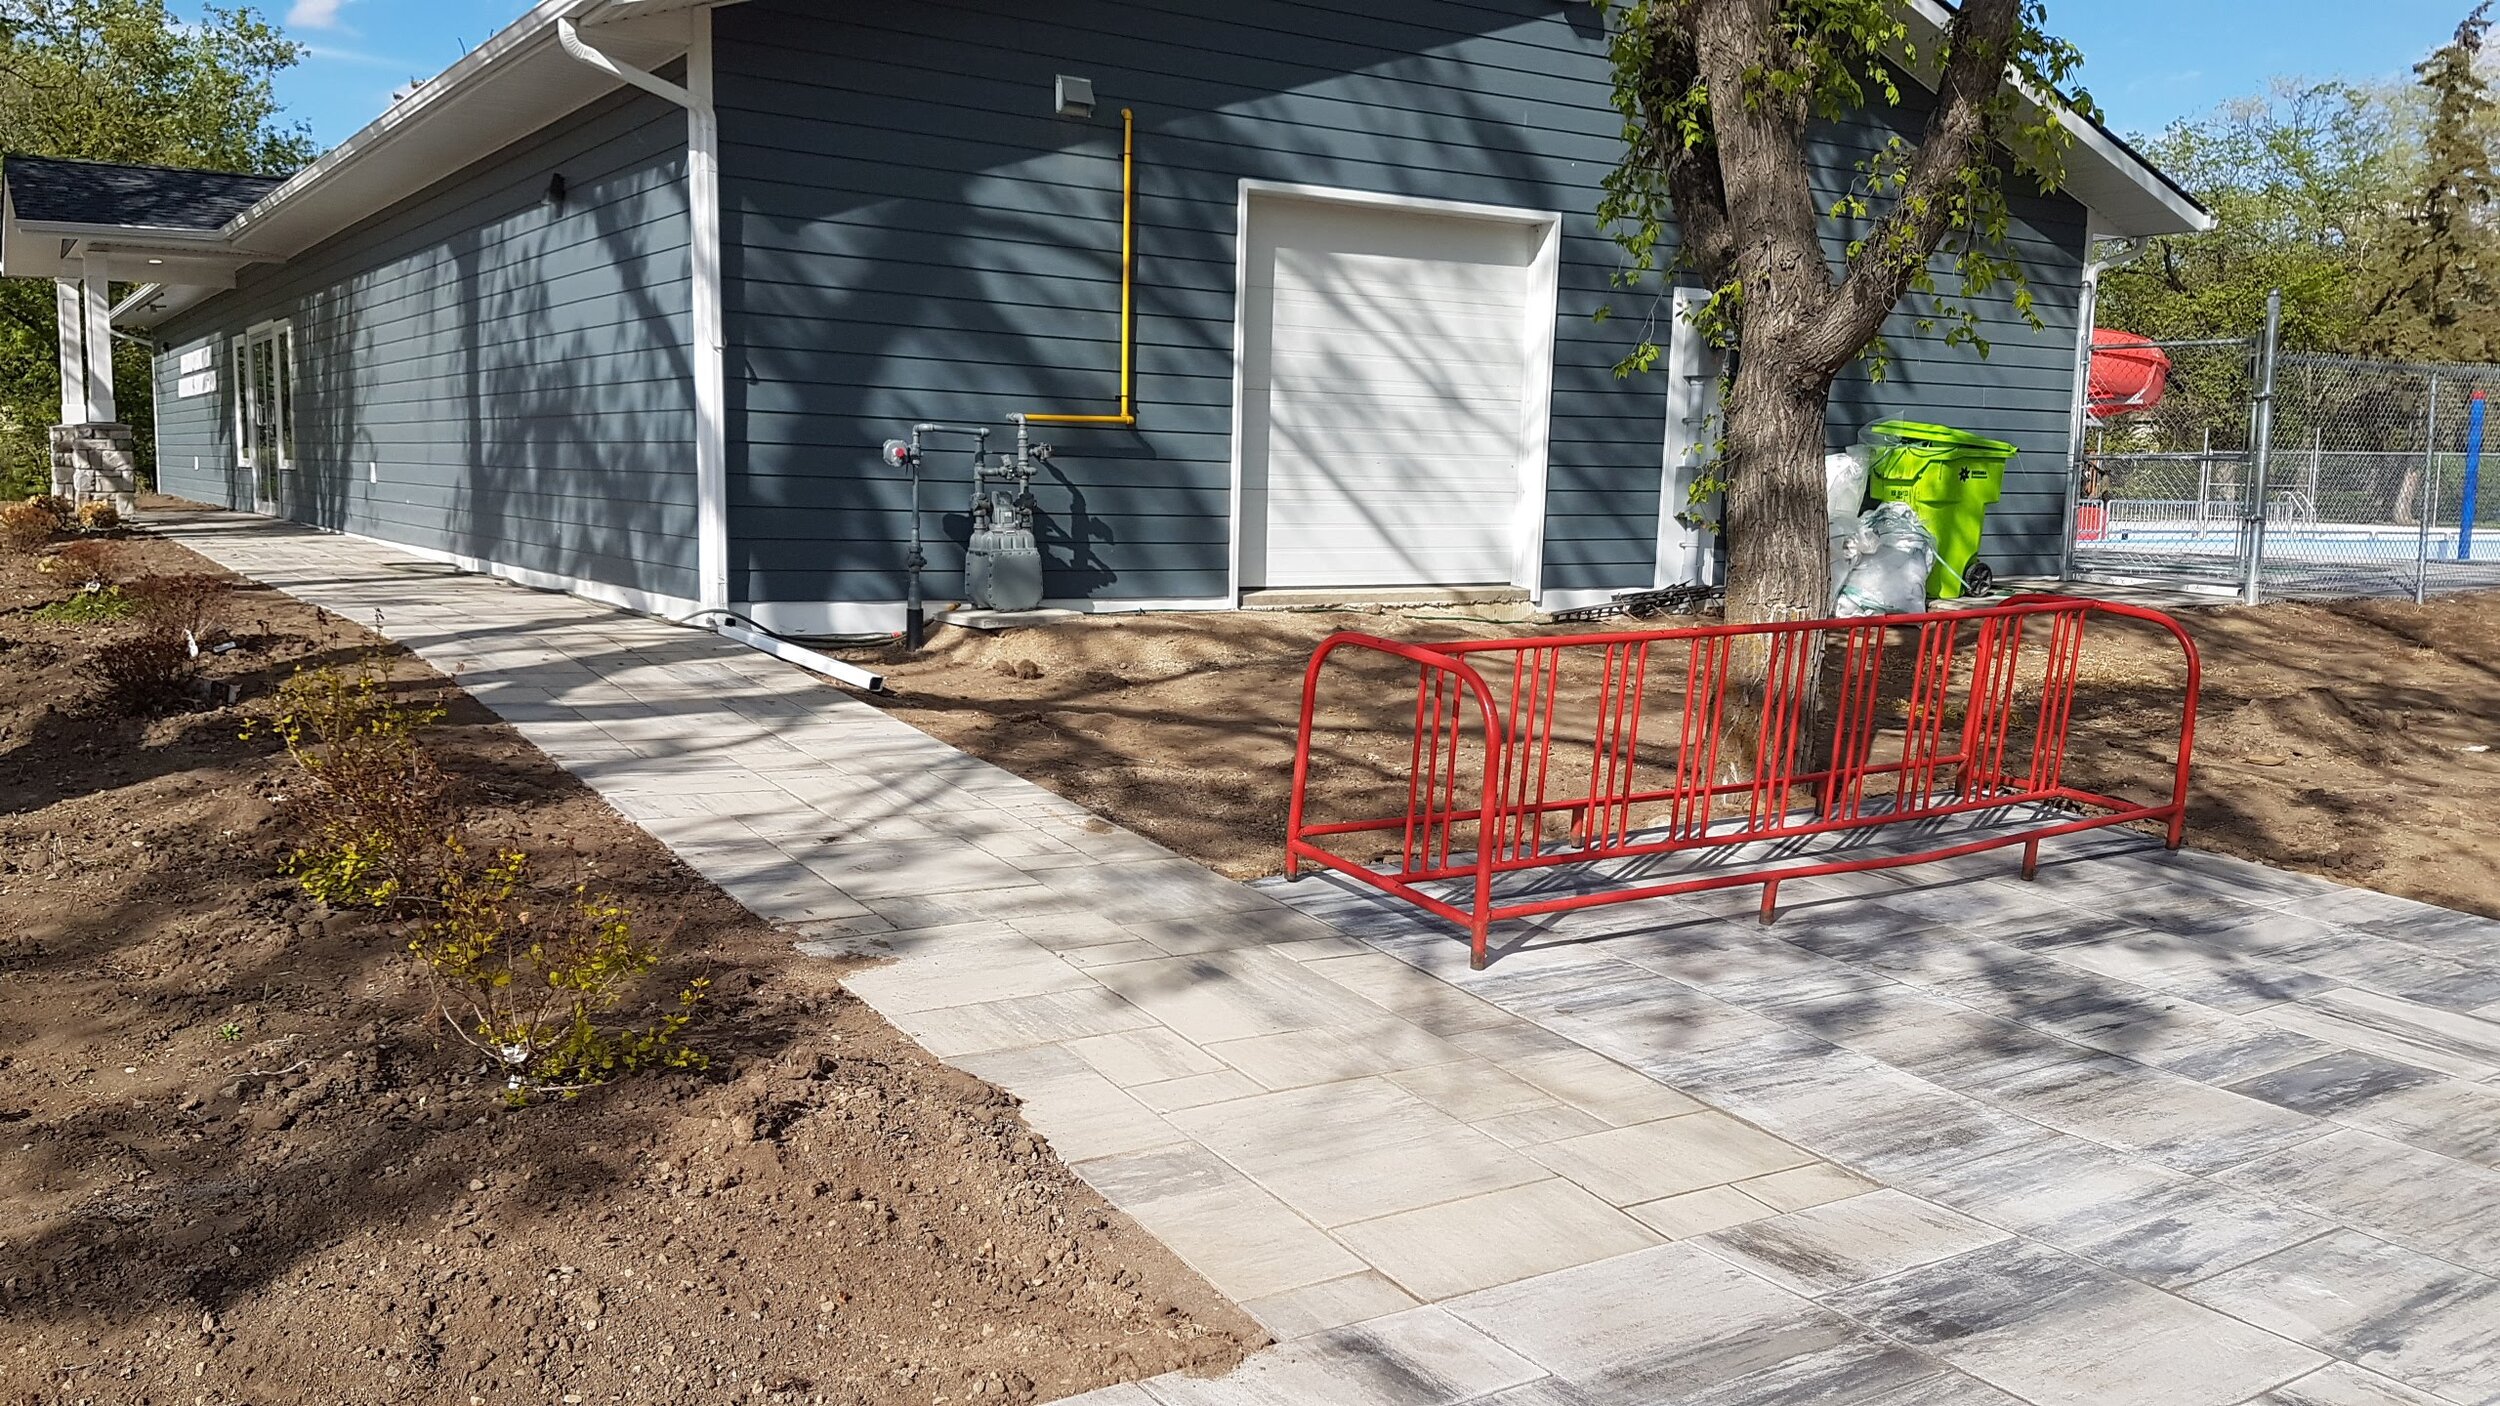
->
1285;596;2201;968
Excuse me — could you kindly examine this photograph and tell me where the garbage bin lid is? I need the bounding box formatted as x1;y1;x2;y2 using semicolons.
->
1863;419;2018;457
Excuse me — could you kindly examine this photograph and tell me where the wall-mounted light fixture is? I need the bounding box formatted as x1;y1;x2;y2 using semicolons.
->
1055;74;1095;120
545;172;568;210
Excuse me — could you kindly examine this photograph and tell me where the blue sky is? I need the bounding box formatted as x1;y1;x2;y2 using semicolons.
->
253;1;2480;151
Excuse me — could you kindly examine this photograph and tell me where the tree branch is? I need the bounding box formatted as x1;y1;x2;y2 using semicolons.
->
1799;0;2025;374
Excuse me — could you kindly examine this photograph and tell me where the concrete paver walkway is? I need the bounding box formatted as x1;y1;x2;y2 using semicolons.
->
158;512;2500;1406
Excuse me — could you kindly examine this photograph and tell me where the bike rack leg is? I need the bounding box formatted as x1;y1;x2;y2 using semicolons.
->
2021;837;2040;881
1758;878;1780;926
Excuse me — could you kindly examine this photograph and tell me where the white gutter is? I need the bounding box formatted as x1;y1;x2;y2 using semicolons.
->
555;12;730;620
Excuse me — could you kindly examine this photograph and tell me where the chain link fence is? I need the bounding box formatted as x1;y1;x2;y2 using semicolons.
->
2070;335;2262;591
2070;311;2500;602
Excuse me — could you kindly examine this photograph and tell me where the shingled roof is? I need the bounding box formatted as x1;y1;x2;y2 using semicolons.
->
2;155;285;232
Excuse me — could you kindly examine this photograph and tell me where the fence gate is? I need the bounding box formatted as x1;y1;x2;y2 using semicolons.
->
2070;302;2500;602
2068;334;2263;593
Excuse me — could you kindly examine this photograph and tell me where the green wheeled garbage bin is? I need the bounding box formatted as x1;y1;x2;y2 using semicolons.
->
1862;420;2017;599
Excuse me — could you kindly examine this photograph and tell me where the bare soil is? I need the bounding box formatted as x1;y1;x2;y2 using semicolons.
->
846;595;2500;919
0;531;1256;1406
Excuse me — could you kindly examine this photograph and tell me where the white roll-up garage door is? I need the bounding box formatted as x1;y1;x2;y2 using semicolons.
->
1238;192;1555;590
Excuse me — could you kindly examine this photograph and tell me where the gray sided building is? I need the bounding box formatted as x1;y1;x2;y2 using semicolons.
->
5;0;2208;633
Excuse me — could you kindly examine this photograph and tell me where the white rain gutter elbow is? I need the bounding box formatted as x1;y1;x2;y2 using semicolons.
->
556;14;730;619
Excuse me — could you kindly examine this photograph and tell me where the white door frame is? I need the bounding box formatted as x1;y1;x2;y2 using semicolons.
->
1224;179;1563;603
236;317;294;515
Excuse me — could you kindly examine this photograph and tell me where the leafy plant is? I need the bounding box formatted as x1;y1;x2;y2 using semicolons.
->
411;845;707;1106
216;1021;244;1041
33;585;133;623
251;656;454;912
74;500;120;531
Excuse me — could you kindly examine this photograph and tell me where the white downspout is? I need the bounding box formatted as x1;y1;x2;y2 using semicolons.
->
2059;230;2147;583
558;13;728;617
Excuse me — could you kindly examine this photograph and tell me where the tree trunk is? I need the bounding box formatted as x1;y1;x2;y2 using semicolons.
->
1721;356;1839;625
1716;352;1842;787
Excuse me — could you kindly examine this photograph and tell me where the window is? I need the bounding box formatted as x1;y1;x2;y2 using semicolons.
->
235;320;294;509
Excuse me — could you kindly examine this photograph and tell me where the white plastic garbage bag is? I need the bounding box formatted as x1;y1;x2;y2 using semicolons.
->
1833;502;1934;617
1823;447;1874;598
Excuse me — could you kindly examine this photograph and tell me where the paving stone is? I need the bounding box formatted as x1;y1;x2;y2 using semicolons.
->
836;929;1101;1015
1090;950;1390;1045
1078;1146;1369;1304
1332;1178;1662;1302
1208;1018;1473;1090
951;1044;1184;1163
1696;1189;2009;1296
1132;1070;1264;1113
2261;990;2500;1081
1063;1028;1226;1087
1387;1060;1561;1124
1973;1050;2320;1176
1445;1242;1859;1390
1238;1271;1420;1341
2250;1363;2459;1406
1661;1337;2026;1406
1473;1104;1613;1149
2226;1050;2446;1117
2221;1129;2500;1275
1625;1185;1779;1240
1167;1078;1549;1228
1824;1238;2323;1406
1526;1112;1816;1207
2186;1228;2500;1404
1503;1048;1701;1126
1303;951;1518;1034
1139;1306;1543;1406
1737;1164;1877;1213
2333;1074;2500;1167
893;987;1156;1059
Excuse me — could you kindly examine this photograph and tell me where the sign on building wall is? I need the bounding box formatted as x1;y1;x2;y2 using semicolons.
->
176;346;215;399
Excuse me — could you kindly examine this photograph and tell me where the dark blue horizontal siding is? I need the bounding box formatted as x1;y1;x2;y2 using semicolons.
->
720;0;2088;608
154;81;699;603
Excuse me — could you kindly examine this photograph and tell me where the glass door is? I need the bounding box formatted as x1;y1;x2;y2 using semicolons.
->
240;323;293;514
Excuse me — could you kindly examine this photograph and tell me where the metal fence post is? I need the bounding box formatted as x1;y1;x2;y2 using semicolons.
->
2418;372;2439;604
2241;289;2282;606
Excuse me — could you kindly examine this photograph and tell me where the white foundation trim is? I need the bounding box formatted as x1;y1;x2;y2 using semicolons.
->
738;594;1236;637
335;526;705;621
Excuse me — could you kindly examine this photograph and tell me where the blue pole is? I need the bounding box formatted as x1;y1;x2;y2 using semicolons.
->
2464;391;2485;562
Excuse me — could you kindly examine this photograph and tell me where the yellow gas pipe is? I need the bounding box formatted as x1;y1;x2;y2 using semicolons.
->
1023;107;1136;426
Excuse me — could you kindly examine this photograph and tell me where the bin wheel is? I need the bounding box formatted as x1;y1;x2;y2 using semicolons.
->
1964;561;1995;595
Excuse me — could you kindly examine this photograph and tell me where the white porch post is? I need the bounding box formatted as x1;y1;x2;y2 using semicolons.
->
81;261;115;425
54;277;87;423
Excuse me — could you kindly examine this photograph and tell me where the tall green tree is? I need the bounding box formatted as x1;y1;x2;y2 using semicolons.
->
2365;3;2500;361
0;0;313;495
1596;0;2089;629
2096;80;2411;352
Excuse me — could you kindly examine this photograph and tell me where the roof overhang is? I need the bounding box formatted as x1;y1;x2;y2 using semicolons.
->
1899;0;2213;239
39;0;729;330
34;0;2203;335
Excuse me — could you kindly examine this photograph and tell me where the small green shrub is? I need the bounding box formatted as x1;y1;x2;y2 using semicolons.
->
253;656;454;912
412;845;708;1105
33;586;134;624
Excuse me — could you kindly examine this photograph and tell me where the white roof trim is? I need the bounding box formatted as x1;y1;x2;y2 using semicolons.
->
97;0;2197;331
1899;0;2211;239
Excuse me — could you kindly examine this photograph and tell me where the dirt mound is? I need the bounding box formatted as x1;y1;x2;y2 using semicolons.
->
852;593;2500;917
0;532;1256;1405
